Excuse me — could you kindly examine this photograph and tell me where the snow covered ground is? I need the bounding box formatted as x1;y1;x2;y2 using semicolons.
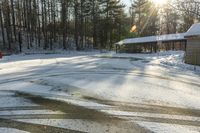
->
0;50;200;133
0;128;29;133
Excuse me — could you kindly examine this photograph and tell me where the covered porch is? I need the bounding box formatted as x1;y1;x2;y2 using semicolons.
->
115;33;187;53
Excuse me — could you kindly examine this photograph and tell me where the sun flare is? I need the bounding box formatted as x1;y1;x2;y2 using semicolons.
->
151;0;168;6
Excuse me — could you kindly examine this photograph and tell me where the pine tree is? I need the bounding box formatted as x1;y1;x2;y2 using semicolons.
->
131;0;159;36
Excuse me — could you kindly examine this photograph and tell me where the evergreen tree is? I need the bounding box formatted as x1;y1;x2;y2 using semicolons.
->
131;0;159;36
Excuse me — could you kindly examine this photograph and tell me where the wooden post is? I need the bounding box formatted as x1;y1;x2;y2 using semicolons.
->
154;43;157;53
184;40;187;51
18;31;22;53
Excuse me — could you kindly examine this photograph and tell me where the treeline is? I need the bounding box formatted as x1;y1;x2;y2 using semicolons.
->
129;0;200;37
0;0;199;52
0;0;126;52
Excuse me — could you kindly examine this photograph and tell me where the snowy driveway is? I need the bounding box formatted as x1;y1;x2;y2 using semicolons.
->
0;51;200;132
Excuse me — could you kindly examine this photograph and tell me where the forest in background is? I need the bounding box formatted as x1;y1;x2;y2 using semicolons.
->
0;0;199;53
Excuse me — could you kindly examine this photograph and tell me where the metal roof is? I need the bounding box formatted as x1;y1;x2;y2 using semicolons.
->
116;23;200;45
116;33;186;45
185;23;200;37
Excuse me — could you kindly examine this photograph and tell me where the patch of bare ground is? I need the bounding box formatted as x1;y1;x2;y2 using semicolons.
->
83;96;200;127
15;92;152;133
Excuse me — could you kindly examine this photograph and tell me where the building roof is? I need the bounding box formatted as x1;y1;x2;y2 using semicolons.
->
116;33;186;45
185;23;200;37
116;23;200;45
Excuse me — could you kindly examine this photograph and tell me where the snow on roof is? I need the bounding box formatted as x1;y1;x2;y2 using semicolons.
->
116;23;200;45
116;33;186;45
185;23;200;37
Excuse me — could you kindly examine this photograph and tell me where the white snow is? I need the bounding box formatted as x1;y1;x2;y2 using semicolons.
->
0;128;29;133
101;110;200;122
0;51;200;133
0;51;200;109
136;121;200;133
47;73;200;109
15;119;133;133
158;52;200;72
0;96;38;108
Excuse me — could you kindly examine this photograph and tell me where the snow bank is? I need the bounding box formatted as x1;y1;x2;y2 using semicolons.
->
159;52;200;73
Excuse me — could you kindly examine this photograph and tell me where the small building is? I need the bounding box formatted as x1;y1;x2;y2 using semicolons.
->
184;23;200;66
115;23;200;66
115;33;187;53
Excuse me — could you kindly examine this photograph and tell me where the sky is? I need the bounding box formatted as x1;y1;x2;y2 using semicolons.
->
121;0;131;13
122;0;131;7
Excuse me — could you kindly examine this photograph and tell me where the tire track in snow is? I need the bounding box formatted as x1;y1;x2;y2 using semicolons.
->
0;118;83;133
14;92;152;133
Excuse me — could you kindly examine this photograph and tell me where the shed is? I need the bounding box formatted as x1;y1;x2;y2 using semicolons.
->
115;23;200;66
115;33;187;53
185;23;200;66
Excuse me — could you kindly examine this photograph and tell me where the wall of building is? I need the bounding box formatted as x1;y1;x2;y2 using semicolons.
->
185;37;200;66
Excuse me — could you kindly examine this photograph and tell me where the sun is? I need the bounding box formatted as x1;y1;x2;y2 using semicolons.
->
151;0;168;6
